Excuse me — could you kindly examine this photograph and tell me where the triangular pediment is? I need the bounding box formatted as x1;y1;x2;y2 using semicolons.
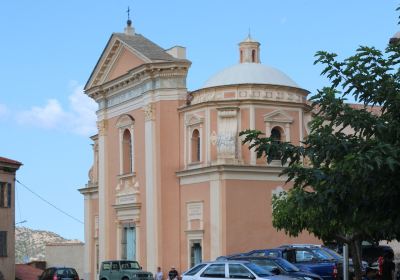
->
85;35;152;90
264;109;293;123
104;46;147;83
186;114;204;126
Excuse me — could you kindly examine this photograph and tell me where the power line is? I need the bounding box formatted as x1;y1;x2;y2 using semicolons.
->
16;179;84;225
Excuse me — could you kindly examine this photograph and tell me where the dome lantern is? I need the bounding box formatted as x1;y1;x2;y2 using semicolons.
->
239;34;261;63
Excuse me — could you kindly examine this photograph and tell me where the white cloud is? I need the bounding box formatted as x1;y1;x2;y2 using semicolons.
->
0;103;9;119
17;99;68;129
68;82;98;136
16;82;97;136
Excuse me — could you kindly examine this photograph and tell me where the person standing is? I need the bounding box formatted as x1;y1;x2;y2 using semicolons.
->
382;252;395;280
156;267;163;280
168;266;179;280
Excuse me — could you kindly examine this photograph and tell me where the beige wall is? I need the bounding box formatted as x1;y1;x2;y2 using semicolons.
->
45;243;84;278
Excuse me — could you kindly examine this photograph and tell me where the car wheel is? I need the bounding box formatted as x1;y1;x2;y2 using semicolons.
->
122;277;129;280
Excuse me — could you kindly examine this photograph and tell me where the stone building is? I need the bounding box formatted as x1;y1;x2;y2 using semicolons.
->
0;157;22;280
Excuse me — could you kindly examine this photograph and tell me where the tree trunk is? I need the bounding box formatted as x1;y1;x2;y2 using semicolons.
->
349;239;363;280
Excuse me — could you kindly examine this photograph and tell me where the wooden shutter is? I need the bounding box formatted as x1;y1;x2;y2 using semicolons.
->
7;183;11;208
0;183;4;208
0;231;7;257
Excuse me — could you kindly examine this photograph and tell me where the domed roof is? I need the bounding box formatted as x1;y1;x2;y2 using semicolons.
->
203;63;299;89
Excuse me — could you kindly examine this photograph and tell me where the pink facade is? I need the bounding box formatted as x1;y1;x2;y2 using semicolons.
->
79;22;319;280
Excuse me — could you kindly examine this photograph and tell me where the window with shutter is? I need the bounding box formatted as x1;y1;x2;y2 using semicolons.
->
0;183;11;208
6;183;11;208
0;183;4;207
0;231;7;257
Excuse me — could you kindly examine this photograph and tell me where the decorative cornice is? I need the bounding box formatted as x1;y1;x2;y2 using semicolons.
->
176;164;287;185
78;185;99;196
86;61;190;102
188;84;309;106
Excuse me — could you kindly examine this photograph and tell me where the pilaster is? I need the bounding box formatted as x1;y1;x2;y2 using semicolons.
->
144;103;158;272
97;119;109;263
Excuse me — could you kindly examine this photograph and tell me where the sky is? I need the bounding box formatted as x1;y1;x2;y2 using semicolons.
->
0;1;398;241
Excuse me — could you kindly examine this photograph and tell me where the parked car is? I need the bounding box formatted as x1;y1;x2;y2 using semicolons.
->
38;266;80;280
316;242;394;269
182;260;295;280
99;260;153;280
226;256;323;280
279;244;368;279
361;244;394;269
245;247;337;280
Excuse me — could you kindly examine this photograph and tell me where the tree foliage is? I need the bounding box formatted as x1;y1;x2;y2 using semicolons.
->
240;43;400;280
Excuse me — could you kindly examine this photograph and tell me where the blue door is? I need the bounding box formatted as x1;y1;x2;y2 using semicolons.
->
126;227;136;260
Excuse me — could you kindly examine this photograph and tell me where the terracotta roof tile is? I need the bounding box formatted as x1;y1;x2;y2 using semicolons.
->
15;264;43;280
0;156;22;166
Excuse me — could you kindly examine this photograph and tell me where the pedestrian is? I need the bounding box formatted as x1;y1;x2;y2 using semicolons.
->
382;252;395;280
156;267;163;280
168;266;179;280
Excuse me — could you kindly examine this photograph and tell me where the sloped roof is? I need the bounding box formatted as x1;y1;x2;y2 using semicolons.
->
0;156;22;166
114;33;180;62
16;264;43;280
85;32;185;90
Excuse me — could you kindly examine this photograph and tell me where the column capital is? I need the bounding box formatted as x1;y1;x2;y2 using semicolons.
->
143;104;155;121
97;120;108;136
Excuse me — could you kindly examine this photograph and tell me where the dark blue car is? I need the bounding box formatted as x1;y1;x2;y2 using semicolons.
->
226;256;323;280
245;247;337;280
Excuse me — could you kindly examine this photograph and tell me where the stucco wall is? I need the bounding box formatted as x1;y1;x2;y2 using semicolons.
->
45;243;84;278
0;163;20;280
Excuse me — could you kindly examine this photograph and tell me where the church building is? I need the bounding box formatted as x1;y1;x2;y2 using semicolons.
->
79;19;318;280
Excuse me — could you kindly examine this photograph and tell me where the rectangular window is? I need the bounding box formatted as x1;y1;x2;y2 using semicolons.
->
190;241;202;267
0;183;11;208
0;231;7;257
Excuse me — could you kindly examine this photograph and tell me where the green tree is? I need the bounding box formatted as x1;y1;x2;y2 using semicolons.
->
240;42;400;280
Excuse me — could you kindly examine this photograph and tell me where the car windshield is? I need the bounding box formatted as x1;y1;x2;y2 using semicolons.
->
243;263;273;277
120;261;141;269
56;268;77;277
275;258;300;272
322;248;343;260
310;248;335;261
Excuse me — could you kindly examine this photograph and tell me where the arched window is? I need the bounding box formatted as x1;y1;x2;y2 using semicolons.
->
191;129;200;162
240;50;243;63
122;129;133;174
251;50;256;62
270;127;282;160
271;127;282;143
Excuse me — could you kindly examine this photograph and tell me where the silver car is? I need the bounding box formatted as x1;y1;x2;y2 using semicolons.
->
182;261;296;280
